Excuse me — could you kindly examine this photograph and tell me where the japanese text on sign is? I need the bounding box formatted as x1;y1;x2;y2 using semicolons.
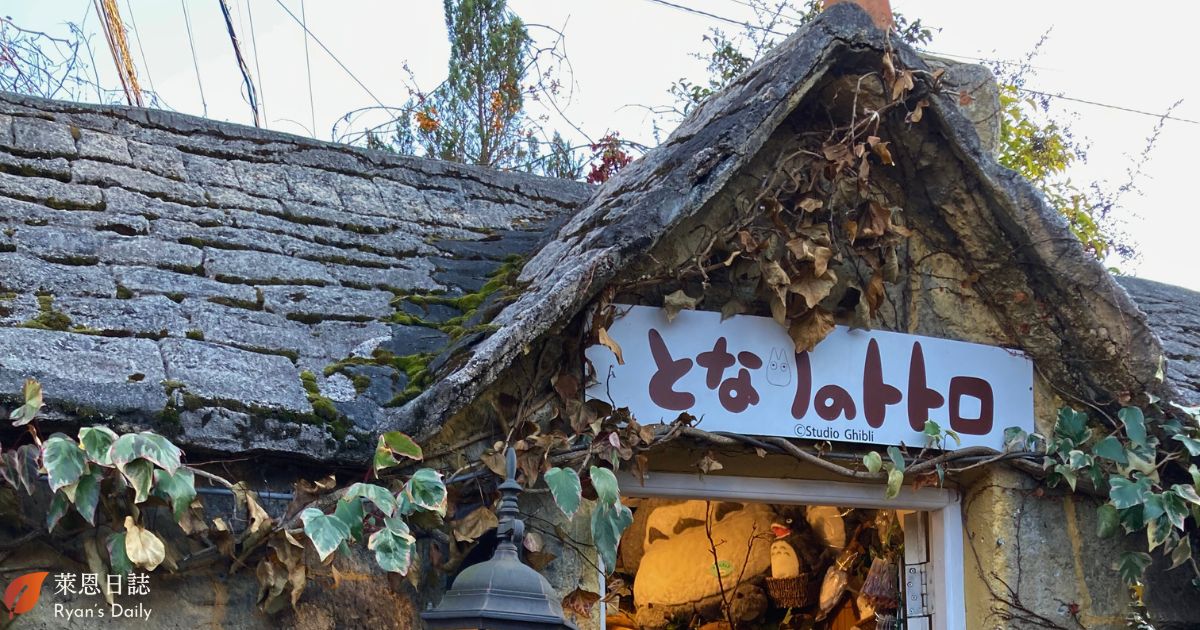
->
584;305;1034;450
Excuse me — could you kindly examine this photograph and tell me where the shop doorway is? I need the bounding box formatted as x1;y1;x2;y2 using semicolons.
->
611;472;964;630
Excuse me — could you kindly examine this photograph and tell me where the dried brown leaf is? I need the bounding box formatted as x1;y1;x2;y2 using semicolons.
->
857;201;892;240
552;372;580;402
891;69;915;101
453;506;499;542
697;451;724;474
869;138;894;165
788;308;836;353
527;550;558;571
720;299;747;321
866;272;885;317
597;327;624;365
798;197;823;212
789;270;837;309
663;289;698;322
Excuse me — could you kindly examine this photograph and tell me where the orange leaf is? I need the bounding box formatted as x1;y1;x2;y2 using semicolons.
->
3;571;49;620
597;327;624;365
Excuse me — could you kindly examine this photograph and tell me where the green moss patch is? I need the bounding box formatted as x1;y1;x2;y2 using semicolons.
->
22;295;72;331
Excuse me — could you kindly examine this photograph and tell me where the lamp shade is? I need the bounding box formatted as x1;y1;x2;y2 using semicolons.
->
421;448;577;630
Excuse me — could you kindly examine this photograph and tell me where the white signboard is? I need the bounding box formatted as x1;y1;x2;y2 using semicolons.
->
584;305;1034;450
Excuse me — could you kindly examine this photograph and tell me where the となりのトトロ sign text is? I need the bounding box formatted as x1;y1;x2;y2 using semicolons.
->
584;305;1034;450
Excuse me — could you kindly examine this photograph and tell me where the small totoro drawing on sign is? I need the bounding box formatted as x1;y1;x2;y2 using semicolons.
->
766;347;792;387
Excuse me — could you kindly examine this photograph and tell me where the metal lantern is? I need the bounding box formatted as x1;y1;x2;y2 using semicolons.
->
421;448;577;630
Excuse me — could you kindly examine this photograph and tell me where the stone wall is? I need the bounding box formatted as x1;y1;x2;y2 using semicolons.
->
0;92;590;463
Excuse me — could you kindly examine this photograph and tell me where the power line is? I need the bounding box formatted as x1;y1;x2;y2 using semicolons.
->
122;0;157;99
644;0;789;36
245;0;269;126
1017;89;1198;126
298;0;316;136
217;0;261;126
179;0;207;116
645;0;1198;127
271;0;392;135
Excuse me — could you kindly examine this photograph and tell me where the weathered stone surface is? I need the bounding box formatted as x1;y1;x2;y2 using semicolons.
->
105;186;228;225
378;324;451;356
72;159;206;204
56;295;188;337
0;293;39;325
160;338;310;412
204;248;334;285
397;300;461;324
11;116;77;156
259;285;392;320
0;252;115;296
128;141;186;180
76;128;131;163
0;328;165;413
113;266;258;303
342;364;407;406
0;169;102;208
432;258;502;293
101;236;203;269
1117;276;1200;405
181;299;311;355
177;407;338;459
309;321;391;360
325;263;442;292
0;152;71;179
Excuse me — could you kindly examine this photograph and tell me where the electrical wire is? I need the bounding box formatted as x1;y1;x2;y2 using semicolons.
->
644;0;1199;127
299;0;316;136
122;0;156;99
217;0;261;126
271;0;391;114
245;0;269;127
179;0;207;117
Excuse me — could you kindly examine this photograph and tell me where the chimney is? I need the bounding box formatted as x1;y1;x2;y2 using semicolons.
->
822;0;894;31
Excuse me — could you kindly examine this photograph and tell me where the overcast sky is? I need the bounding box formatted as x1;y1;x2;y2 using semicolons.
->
9;1;1200;290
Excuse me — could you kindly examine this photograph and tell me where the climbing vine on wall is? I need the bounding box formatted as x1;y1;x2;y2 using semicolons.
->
0;379;447;615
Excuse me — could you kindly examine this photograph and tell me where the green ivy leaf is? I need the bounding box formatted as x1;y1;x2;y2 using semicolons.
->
1054;464;1078;492
1119;407;1148;448
9;378;42;426
46;490;70;532
887;446;905;472
369;517;415;574
589;466;620;506
923;420;942;440
74;471;101;525
108;432;182;474
1117;551;1153;584
404;468;447;515
1055;408;1091;446
1093;435;1128;464
1066;450;1090;470
1003;426;1028;450
1162;491;1189;531
1172;483;1200;506
122;459;154;504
886;468;904;499
343;483;398;518
1147;515;1171;552
591;500;633;574
153;467;196;521
1142;494;1165;522
107;532;133;576
1096;504;1119;538
300;507;352;561
1109;475;1151;509
544;467;582;518
79;426;118;466
1120;505;1145;533
42;434;87;493
863;451;883;474
1172;434;1200;457
1169;536;1192;571
334;496;365;542
373;431;424;471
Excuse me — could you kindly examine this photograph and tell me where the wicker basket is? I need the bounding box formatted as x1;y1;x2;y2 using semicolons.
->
765;572;812;608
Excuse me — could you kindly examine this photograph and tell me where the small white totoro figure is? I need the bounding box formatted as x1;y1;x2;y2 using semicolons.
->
769;521;801;579
766;347;792;387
